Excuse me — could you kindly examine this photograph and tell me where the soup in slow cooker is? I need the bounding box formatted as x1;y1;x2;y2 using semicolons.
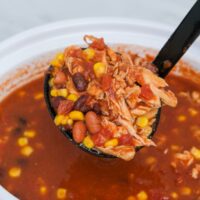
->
0;61;200;200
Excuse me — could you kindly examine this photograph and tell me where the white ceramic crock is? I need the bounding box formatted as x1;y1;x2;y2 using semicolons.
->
0;18;200;200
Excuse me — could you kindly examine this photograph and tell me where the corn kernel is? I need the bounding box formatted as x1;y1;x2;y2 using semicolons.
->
56;188;67;199
93;62;106;78
49;78;54;87
54;115;69;126
67;94;78;102
83;136;94;149
61;116;69;125
177;115;186;122
136;116;149;128
127;195;136;200
17;137;28;147
67;119;73;126
191;146;200;160
104;138;118;147
18;91;26;97
57;89;68;98
69;111;84;121
83;48;95;60
54;115;65;126
9;167;21;178
56;53;65;63
171;192;178;199
21;146;34;157
50;89;58;97
145;156;156;165
40;186;47;195
34;93;43;100
137;191;148;200
171;145;180;151
24;130;36;138
50;59;63;68
180;187;192;196
188;108;198;116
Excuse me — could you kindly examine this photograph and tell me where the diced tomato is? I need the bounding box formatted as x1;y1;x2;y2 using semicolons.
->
91;133;106;147
68;48;83;58
89;38;106;50
100;128;113;139
119;134;133;145
139;84;155;100
101;74;112;91
91;128;113;147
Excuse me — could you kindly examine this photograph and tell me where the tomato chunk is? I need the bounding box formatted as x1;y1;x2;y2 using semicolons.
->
101;75;112;91
139;84;155;100
89;38;106;50
119;134;133;146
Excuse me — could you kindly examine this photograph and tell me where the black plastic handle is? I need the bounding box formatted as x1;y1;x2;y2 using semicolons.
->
153;0;200;78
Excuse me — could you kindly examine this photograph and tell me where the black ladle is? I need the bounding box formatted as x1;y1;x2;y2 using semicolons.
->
44;0;200;158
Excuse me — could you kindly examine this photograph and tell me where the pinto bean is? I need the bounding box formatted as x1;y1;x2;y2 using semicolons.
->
85;111;101;134
72;72;88;92
57;100;74;115
54;71;67;85
72;121;87;143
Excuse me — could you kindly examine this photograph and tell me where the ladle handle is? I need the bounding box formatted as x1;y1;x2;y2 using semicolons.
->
153;0;200;78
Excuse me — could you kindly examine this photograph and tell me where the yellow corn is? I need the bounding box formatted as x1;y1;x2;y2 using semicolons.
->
83;136;94;149
50;59;62;68
56;188;67;199
83;48;95;60
8;167;21;178
136;116;149;128
177;115;186;122
54;115;66;126
56;53;65;63
67;119;73;126
21;146;34;157
191;146;200;160
60;116;69;125
180;187;192;196
93;62;106;78
127;195;136;200
104;138;118;148
57;89;68;98
145;156;156;165
137;191;148;200
69;111;84;121
188;108;198;116
18;90;26;97
17;137;28;147
67;93;78;102
49;78;54;87
171;192;178;199
171;145;180;151
34;93;43;100
24;130;36;138
50;89;58;97
40;186;47;195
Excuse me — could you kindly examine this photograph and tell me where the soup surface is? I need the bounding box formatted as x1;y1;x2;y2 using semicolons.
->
0;73;200;200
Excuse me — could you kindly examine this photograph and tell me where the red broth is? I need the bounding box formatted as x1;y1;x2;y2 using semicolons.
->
0;74;200;200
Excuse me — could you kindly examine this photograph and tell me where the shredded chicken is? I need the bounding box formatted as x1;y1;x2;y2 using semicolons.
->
191;164;200;179
49;35;178;160
98;146;136;161
175;150;194;167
